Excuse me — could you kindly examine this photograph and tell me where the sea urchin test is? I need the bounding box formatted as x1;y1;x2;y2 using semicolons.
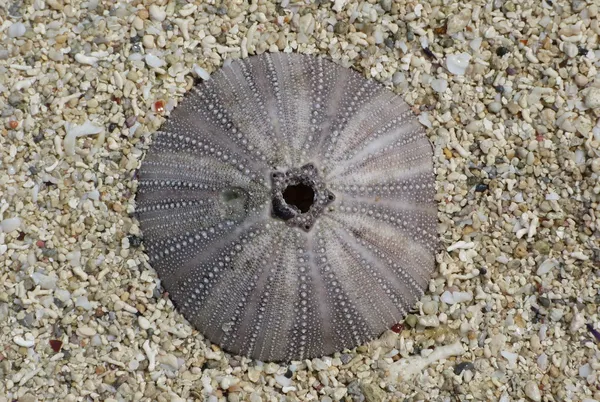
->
135;52;438;362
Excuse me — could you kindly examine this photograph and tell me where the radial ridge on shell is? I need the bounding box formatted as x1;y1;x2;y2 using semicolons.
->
135;52;438;362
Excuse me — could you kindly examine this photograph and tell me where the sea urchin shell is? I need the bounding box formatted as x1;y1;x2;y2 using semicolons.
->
135;52;438;362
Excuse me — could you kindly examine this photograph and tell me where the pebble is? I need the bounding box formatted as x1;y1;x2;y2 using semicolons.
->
422;300;438;315
501;350;518;366
193;65;211;81
440;291;473;305
446;53;471;75
430;78;448;93
418;315;440;327
145;54;165;69
221;376;238;390
74;54;98;65
332;387;347;401
584;88;600;109
579;363;592;378
149;5;166;22
0;217;21;233
77;326;97;337
562;42;578;58
454;361;475;375
536;258;558;275
405;314;418;328
487;102;502;113
13;334;35;348
524;381;541;401
158;354;180;371
446;9;471;34
275;374;292;387
312;358;329;371
550;308;564;322
8;22;27;38
248;368;261;383
574;74;589;87
570;309;585;333
138;316;151;330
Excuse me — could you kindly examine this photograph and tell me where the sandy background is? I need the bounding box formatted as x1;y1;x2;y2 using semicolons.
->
1;0;599;401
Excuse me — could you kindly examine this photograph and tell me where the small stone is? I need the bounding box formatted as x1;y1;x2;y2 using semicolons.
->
405;314;418;328
418;315;440;327
138;316;151;330
361;383;387;402
149;5;166;22
221;376;238;389
533;240;550;254
441;291;473;305
332;387;347;401
275;374;292;387
550;308;564;322
574;74;589;87
537;258;557;275
340;353;353;364
77;326;97;337
488;102;502;113
584;88;600;109
501;350;518;365
454;361;475;375
524;381;541;401
49;339;63;352
145;54;165;68
158;353;180;371
570;309;585;333
312;358;328;371
248;367;261;382
563;42;578;58
446;53;471;75
489;334;506;356
579;363;592;378
446;9;471;34
142;35;155;49
14;334;35;348
1;217;21;233
538;297;551;308
496;46;509;56
334;21;349;35
430;78;448;93
379;0;392;12
8;22;27;38
18;394;37;402
503;1;516;12
193;65;211;80
422;300;438;315
264;362;279;374
480;139;494;154
298;14;315;43
514;241;528;258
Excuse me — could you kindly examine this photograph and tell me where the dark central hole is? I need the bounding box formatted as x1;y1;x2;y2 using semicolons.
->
283;183;315;213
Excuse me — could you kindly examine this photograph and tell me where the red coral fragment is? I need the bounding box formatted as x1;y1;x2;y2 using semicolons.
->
49;339;63;352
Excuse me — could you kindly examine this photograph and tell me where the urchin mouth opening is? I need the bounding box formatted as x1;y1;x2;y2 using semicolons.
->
282;182;315;213
271;163;335;231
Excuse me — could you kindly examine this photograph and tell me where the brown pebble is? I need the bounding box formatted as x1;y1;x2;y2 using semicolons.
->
514;241;528;258
138;9;149;19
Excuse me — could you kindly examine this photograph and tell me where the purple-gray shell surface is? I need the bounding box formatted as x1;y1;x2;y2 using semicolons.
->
135;52;438;362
